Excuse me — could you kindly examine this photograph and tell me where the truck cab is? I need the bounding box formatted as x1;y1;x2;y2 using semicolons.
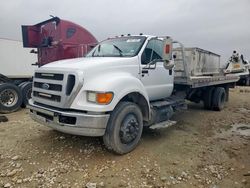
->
83;35;174;101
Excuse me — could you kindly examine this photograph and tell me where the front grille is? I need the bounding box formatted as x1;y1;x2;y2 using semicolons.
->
33;91;61;102
34;82;62;91
35;72;64;80
32;70;82;108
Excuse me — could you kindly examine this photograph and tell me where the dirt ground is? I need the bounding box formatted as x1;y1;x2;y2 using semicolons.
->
0;87;250;188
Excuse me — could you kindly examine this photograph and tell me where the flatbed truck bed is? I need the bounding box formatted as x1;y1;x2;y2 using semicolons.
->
174;75;239;88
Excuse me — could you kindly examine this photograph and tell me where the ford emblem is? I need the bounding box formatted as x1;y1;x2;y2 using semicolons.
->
42;83;50;90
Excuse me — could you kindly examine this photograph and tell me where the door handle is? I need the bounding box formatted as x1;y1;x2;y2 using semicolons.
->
141;69;149;77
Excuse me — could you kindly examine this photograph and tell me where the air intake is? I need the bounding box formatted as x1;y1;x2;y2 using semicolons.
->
66;75;75;96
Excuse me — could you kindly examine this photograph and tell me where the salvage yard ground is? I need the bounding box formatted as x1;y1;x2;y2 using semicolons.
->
0;87;250;188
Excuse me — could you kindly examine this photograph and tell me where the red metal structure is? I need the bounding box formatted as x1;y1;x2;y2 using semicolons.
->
22;17;98;66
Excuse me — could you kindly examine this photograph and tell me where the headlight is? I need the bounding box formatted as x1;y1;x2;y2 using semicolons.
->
87;91;114;105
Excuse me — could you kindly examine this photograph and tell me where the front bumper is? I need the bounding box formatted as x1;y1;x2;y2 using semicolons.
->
27;101;110;137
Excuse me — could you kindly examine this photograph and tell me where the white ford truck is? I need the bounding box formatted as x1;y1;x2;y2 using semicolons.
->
28;35;239;154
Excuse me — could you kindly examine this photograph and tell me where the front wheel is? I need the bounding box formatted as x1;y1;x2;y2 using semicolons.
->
103;102;143;155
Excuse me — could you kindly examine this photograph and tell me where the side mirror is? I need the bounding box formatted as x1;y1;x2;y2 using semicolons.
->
164;60;175;70
162;37;173;62
162;37;174;70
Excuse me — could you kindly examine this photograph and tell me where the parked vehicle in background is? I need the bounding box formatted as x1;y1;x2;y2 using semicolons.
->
224;51;250;86
27;35;239;154
22;16;97;66
0;38;36;113
0;17;97;113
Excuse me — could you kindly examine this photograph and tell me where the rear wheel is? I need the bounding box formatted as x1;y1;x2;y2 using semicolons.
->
103;102;143;155
0;83;22;113
246;76;250;86
212;87;226;111
18;82;26;89
203;87;214;110
20;82;32;107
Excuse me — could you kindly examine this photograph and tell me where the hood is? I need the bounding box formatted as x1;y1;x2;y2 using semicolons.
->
40;57;137;71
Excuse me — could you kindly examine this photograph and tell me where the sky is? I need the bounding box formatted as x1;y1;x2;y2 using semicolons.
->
0;0;249;63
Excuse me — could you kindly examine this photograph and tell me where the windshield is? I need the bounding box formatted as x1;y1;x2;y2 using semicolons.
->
86;36;146;57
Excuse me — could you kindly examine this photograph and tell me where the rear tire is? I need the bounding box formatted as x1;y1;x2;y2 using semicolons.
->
20;82;32;108
246;76;250;86
212;87;226;111
203;87;214;110
0;83;22;113
18;82;26;88
103;102;143;155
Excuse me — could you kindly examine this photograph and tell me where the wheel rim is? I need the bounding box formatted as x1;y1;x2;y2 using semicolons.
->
0;89;18;107
120;113;140;144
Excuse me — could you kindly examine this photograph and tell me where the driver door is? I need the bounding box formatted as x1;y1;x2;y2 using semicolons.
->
140;38;174;101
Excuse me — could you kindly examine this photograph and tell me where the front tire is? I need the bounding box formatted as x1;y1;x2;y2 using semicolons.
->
103;102;143;155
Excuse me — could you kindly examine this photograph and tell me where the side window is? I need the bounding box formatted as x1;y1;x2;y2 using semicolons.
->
66;28;76;39
141;39;163;64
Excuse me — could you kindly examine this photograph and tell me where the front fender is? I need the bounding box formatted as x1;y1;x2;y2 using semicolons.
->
70;72;150;112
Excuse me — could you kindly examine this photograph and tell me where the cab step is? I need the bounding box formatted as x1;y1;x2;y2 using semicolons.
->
150;96;187;111
149;120;177;130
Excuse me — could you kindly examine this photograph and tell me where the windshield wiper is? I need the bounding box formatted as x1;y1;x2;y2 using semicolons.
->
113;45;123;57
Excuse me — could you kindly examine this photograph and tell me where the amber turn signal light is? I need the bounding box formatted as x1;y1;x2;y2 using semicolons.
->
87;91;113;105
96;92;113;104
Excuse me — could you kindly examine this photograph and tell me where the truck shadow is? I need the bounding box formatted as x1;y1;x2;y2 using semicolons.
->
27;102;220;159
